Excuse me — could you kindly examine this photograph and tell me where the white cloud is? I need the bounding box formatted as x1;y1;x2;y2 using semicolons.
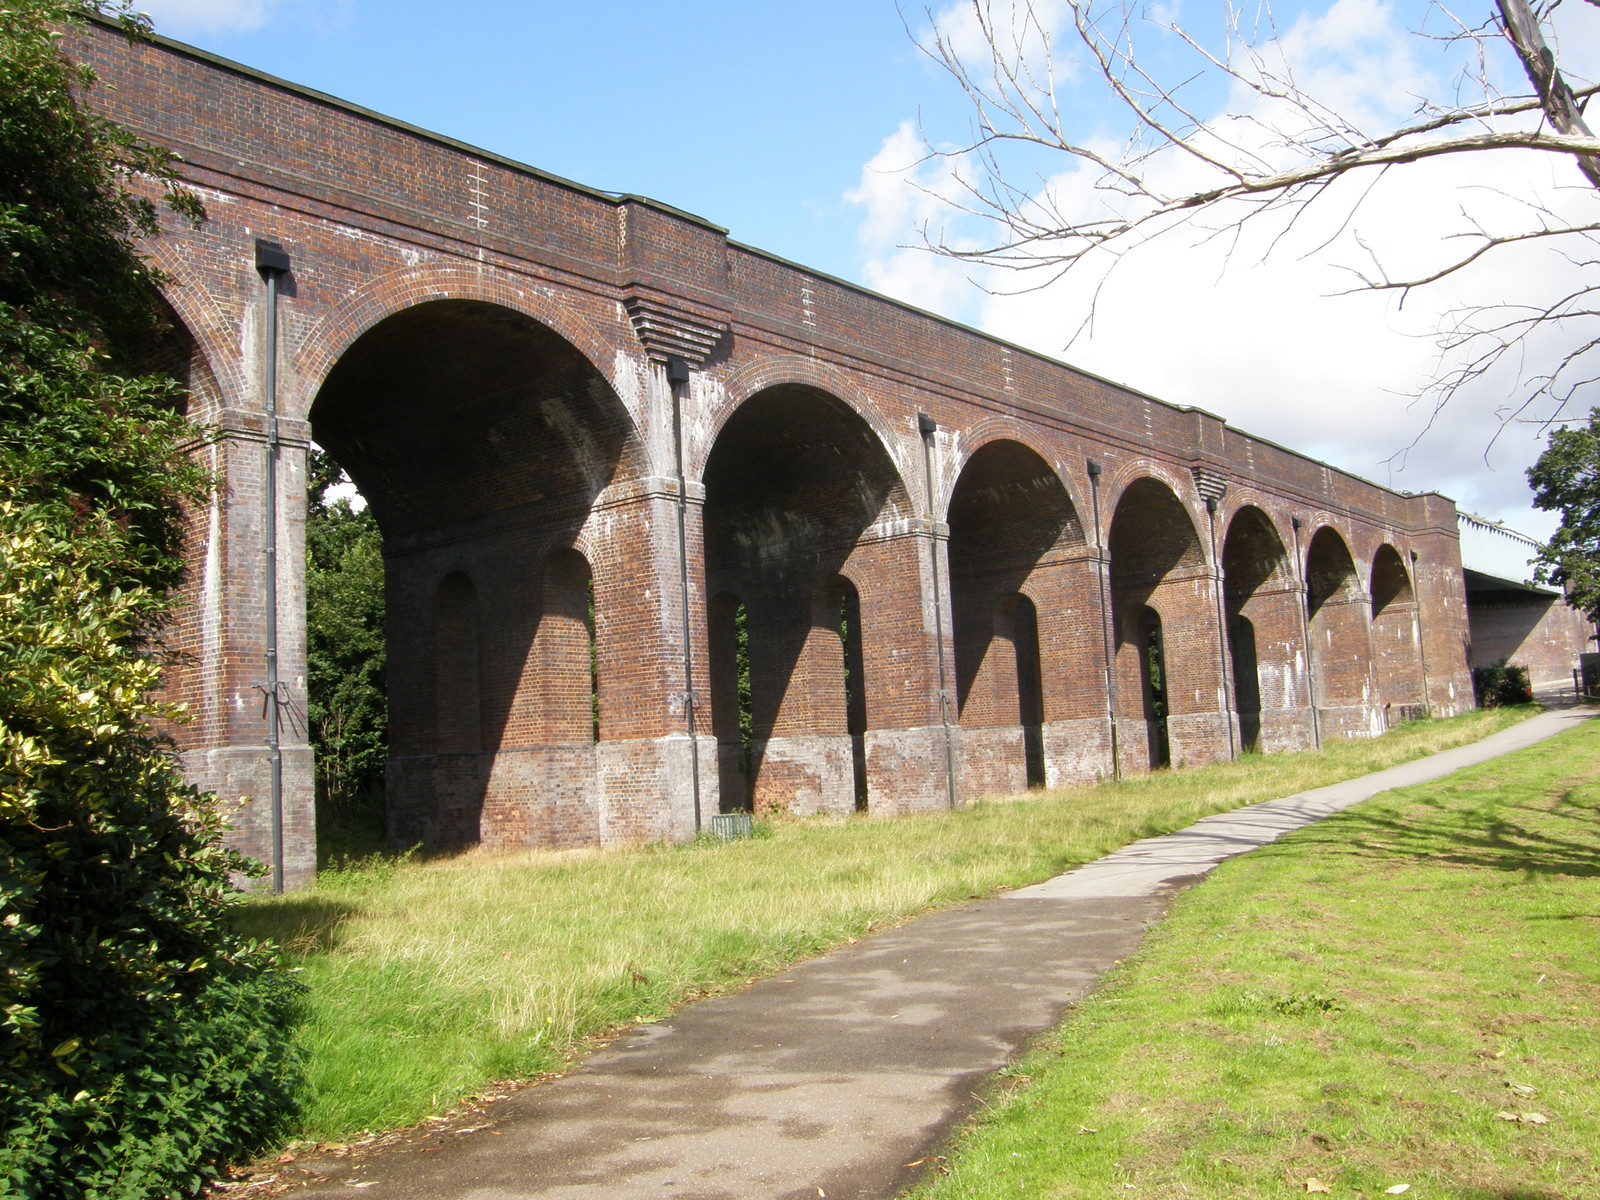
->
845;121;985;322
137;0;353;38
137;0;277;35
924;0;1078;74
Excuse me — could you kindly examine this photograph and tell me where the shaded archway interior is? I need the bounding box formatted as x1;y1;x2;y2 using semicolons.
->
308;299;642;850
1370;544;1426;716
703;384;911;815
948;441;1080;794
1221;506;1295;753
1304;526;1373;725
1108;479;1205;769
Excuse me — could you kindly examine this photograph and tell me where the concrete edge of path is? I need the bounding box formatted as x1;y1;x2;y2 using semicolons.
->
1007;704;1596;902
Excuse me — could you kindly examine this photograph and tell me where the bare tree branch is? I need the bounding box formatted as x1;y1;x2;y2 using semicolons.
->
913;0;1600;444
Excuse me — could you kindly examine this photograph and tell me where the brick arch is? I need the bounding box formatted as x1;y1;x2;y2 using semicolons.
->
146;246;243;413
292;263;632;425
944;417;1085;522
1093;460;1205;560
1305;524;1363;607
1370;542;1416;611
1304;524;1377;734
704;354;913;506
1210;487;1293;551
1368;542;1424;717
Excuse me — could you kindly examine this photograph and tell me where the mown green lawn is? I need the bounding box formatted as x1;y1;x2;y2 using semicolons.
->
913;714;1599;1200
238;707;1535;1142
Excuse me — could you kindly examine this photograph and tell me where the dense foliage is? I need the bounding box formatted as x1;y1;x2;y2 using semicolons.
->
1;3;302;1194
1471;661;1534;709
306;449;387;853
1529;406;1600;626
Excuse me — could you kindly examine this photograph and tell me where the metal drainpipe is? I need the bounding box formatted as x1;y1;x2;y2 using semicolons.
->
255;238;290;893
1291;516;1322;749
1087;460;1120;780
667;356;703;833
1411;549;1431;713
918;414;958;810
1206;495;1238;759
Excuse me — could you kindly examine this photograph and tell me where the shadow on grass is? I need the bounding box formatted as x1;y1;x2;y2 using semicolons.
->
1296;786;1600;880
235;893;363;958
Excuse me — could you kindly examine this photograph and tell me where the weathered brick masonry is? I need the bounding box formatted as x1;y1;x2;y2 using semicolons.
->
74;23;1476;886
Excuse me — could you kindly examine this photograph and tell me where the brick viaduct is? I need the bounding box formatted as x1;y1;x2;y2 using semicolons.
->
76;24;1475;888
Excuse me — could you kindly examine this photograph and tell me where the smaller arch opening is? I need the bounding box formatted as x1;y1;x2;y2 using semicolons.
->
1137;607;1171;769
709;592;754;813
996;594;1046;788
1230;614;1262;753
538;549;597;746
817;577;870;812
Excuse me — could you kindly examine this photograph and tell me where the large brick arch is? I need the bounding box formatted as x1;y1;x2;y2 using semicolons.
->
1221;503;1311;752
1107;475;1226;771
1369;543;1426;717
699;373;927;817
293;263;634;426
1305;525;1380;737
946;433;1086;797
704;354;915;508
942;417;1086;521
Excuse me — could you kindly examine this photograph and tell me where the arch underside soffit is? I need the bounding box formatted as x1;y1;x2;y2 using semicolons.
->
1107;477;1205;622
1221;506;1291;614
702;383;911;589
947;440;1083;581
309;299;642;543
1370;544;1416;615
947;441;1082;720
1306;526;1361;615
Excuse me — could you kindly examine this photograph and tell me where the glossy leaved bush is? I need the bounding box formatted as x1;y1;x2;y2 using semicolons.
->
1;3;303;1195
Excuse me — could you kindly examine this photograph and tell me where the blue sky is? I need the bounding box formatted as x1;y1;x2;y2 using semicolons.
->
134;0;1600;540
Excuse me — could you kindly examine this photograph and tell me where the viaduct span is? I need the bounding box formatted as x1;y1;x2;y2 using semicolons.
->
77;24;1475;888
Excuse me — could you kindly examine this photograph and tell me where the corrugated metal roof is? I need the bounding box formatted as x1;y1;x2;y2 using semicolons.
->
1457;513;1556;593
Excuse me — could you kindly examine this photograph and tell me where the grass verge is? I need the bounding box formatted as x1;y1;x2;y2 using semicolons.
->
912;714;1600;1200
240;707;1535;1141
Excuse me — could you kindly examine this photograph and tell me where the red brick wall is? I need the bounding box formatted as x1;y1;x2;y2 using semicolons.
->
1468;589;1597;688
72;22;1479;876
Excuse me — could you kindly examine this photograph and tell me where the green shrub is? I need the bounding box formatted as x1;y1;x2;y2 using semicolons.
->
1472;661;1533;708
1;3;304;1194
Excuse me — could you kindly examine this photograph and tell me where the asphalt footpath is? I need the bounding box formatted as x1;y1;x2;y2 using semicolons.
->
280;705;1593;1200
